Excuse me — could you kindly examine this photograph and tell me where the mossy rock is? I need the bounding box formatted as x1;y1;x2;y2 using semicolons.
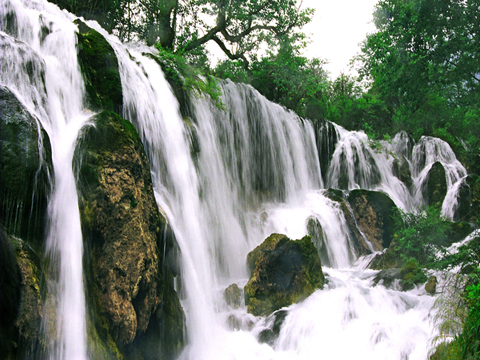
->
74;111;184;355
372;268;402;290
423;161;447;207
244;234;324;317
348;189;400;251
75;20;123;114
0;86;53;251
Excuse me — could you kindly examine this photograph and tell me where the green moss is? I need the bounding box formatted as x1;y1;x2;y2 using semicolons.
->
75;20;123;113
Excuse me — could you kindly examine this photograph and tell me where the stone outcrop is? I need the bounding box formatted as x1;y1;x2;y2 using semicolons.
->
244;234;324;317
392;155;413;190
0;86;52;250
455;175;480;223
423;161;447;207
347;189;400;251
74;111;184;359
312;119;339;184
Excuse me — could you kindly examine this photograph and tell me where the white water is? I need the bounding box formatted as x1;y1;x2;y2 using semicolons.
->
1;0;89;358
2;1;471;359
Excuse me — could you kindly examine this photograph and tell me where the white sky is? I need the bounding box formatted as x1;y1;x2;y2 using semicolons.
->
301;0;379;79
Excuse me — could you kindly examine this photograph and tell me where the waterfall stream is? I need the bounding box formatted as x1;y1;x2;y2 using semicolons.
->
1;1;472;359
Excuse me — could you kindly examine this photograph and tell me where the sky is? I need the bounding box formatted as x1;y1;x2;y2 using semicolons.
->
300;0;379;79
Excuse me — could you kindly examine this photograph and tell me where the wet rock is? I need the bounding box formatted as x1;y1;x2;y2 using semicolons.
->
306;216;331;266
244;234;324;317
224;283;243;309
425;276;438;295
323;189;372;258
373;268;402;290
75;20;123;114
423;161;447;207
392;155;413;190
348;190;400;251
258;310;288;346
455;175;480;223
0;229;22;358
399;259;427;291
74;111;184;356
11;235;46;358
0;86;52;250
247;233;288;273
312;119;339;184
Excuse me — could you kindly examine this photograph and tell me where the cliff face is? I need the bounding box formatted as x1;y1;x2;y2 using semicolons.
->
74;111;184;359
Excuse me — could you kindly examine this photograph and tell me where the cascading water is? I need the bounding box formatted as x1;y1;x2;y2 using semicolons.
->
2;1;473;359
1;0;89;358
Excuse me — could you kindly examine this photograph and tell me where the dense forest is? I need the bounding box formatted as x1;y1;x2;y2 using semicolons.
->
3;0;480;359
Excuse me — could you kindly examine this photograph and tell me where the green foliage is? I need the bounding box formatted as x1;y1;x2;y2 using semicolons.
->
357;0;480;151
392;207;455;267
431;234;480;359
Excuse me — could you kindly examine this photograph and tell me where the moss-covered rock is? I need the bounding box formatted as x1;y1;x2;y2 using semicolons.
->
244;234;324;317
423;161;447;207
0;86;53;251
75;20;123;114
348;189;400;251
73;111;184;358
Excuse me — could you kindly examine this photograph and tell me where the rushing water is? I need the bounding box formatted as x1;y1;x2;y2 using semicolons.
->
1;1;472;359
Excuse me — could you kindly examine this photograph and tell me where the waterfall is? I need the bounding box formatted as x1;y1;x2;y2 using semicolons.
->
2;1;473;359
1;0;89;358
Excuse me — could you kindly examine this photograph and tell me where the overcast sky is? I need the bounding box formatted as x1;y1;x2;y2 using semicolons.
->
301;0;379;79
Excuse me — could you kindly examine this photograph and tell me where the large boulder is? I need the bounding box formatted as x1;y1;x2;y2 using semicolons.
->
74;111;184;359
423;161;447;207
75;20;123;114
244;234;325;317
0;86;53;250
347;189;400;251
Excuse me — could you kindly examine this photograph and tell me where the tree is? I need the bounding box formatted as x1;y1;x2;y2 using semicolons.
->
358;0;480;140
